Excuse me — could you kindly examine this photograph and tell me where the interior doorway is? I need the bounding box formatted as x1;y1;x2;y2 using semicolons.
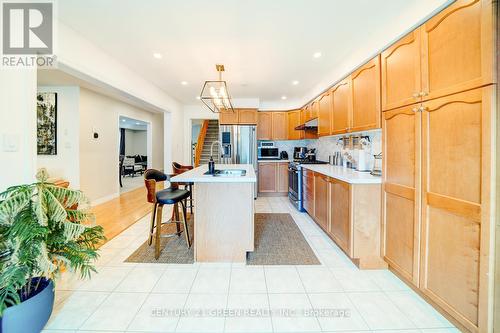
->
191;119;219;167
118;115;152;194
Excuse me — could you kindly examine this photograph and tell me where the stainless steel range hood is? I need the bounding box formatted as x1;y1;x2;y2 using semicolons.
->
294;117;318;130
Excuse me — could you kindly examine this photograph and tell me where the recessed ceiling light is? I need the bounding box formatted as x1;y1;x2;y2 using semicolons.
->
281;96;287;100
313;52;322;59
196;96;201;100
292;80;299;85
153;53;162;59
121;119;126;122
181;81;188;86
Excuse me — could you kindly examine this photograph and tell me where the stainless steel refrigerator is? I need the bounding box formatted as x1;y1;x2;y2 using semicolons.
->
219;125;258;197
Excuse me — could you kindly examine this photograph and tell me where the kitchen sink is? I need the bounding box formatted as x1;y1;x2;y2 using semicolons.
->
204;169;247;176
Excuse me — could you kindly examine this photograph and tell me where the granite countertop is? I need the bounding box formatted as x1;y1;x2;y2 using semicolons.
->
170;164;256;183
301;164;382;184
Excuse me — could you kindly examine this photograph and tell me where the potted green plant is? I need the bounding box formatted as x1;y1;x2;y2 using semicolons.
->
0;169;105;333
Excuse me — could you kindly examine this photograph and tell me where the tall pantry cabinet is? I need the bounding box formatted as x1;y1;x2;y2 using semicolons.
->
381;0;496;332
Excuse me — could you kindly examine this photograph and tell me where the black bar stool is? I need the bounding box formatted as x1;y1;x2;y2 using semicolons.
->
172;162;194;214
144;169;191;259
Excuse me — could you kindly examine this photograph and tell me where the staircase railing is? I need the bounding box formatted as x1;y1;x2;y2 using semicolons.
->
194;120;210;167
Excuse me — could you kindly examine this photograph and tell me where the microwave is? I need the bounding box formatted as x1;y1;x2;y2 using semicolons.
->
258;142;279;159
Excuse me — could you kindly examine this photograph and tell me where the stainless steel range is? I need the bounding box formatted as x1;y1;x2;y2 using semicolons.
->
288;158;328;211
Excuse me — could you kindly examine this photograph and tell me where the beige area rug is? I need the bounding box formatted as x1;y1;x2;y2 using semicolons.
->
125;213;320;265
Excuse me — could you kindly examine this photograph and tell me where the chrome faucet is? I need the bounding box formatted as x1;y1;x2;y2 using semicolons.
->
210;140;222;163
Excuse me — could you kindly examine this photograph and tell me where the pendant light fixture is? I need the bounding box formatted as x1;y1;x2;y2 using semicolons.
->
199;64;234;113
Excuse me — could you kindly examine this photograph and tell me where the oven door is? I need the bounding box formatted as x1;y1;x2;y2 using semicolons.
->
288;166;299;200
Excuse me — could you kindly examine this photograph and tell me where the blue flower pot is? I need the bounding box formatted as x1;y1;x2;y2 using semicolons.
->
0;278;54;333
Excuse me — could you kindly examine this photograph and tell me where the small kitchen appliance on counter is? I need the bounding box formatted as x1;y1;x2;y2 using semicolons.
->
280;151;289;160
258;141;279;160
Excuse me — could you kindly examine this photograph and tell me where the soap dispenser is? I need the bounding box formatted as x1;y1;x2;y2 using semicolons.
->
208;156;215;174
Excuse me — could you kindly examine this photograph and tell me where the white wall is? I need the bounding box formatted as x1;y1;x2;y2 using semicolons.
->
0;69;37;191
79;88;163;204
37;86;80;187
55;21;183;174
124;129;147;156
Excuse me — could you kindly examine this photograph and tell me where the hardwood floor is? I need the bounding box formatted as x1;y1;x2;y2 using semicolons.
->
91;185;154;243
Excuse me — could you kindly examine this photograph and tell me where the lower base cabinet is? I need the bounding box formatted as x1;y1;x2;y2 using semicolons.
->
310;171;386;269
258;162;288;194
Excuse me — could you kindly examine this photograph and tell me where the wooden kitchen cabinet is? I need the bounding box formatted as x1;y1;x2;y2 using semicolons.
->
219;108;258;125
272;112;288;140
258;162;276;192
382;103;421;286
317;91;332;136
238;109;258;124
350;55;381;132
257;112;272;140
419;86;492;332
277;162;289;193
331;79;351;135
302;169;314;215
219;109;239;124
258;162;288;194
287;110;303;140
313;173;329;231
328;178;351;256
420;0;495;102
381;30;422;111
310;100;318;120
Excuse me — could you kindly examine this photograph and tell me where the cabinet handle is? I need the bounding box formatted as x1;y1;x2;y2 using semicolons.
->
419;106;428;112
412;107;418;113
412;92;420;98
420;91;429;97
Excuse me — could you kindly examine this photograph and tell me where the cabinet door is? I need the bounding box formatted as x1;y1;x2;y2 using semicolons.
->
219;109;239;125
301;105;308;123
277;163;289;193
329;179;351;256
313;174;329;231
310;100;319;120
420;87;492;331
382;104;421;285
381;30;422;111
258;163;277;192
287;110;303;140
303;169;315;214
421;0;494;101
318;91;332;136
238;109;258;124
272;112;287;140
257;112;272;140
331;79;351;135
350;55;381;132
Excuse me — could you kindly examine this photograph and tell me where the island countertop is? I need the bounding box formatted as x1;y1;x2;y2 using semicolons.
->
170;164;256;183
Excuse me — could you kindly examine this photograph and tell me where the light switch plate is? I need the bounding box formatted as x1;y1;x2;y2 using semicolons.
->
2;134;20;152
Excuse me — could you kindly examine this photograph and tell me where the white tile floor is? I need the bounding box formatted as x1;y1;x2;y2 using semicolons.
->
43;197;458;333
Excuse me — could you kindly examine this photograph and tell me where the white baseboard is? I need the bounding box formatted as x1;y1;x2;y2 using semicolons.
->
91;192;119;206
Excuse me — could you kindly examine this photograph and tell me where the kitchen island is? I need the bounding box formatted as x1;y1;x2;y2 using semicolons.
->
170;164;256;262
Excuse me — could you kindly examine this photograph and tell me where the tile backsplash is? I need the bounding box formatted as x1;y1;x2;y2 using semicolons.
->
259;129;382;169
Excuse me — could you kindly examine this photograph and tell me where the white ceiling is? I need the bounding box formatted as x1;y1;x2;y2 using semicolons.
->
56;0;451;109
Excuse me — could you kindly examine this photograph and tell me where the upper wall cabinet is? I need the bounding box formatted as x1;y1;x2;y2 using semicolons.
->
219;108;258;125
219;109;239;125
272;112;288;140
421;0;495;101
318;91;332;137
287;110;303;140
381;30;422;111
381;0;494;111
331;79;351;135
238;109;258;124
350;55;381;132
257;112;272;140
